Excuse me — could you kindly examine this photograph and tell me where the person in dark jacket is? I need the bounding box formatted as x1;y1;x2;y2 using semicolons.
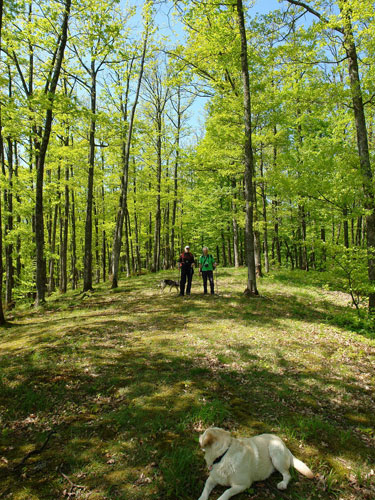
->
178;245;195;296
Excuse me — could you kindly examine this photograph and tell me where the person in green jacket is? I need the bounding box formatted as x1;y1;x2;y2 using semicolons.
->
199;247;217;295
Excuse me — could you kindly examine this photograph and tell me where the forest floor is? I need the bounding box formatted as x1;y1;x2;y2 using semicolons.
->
0;268;375;500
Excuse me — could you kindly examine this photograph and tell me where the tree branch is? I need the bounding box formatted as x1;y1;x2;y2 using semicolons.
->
283;0;344;34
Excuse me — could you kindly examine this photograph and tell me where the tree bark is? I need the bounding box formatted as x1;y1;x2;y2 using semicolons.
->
236;0;258;295
340;4;375;307
34;0;71;305
232;179;240;267
5;136;13;305
60;159;69;293
152;111;162;272
48;166;60;294
0;7;6;323
171;88;181;268
111;34;148;288
83;59;96;292
260;150;269;273
70;166;78;289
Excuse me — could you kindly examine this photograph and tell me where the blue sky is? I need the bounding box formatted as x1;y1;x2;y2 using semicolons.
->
127;0;284;137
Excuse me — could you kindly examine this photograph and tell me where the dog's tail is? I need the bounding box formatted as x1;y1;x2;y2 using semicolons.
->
291;455;314;478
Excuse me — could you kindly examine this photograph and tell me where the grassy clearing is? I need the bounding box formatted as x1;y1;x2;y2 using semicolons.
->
0;268;375;500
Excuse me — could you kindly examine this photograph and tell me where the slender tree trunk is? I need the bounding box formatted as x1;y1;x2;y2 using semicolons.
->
321;227;326;270
300;204;308;271
70;166;77;289
153;112;162;273
236;0;258;294
133;162;141;273
60;160;69;293
227;226;233;267
48;166;60;293
34;0;71;305
260;151;269;272
343;206;349;248
253;181;263;277
232;179;240;267
111;33;148;288
356;216;362;246
101;151;106;282
14;142;21;282
171;88;181;268
83;60;96;292
5;137;13;305
93;198;100;283
221;230;227;267
273;199;281;265
0;9;6;323
127;208;135;273
124;206;130;277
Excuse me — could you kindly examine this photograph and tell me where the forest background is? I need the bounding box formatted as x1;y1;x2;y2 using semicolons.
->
0;0;375;321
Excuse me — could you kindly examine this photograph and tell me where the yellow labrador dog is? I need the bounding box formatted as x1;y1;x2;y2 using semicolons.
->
198;427;314;500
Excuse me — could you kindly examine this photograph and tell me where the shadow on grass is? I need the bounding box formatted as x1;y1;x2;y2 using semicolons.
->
0;269;375;499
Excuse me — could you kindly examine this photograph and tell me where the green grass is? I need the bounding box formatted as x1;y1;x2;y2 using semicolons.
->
1;268;375;499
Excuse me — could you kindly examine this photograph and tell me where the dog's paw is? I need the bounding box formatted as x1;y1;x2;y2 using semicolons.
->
277;481;288;490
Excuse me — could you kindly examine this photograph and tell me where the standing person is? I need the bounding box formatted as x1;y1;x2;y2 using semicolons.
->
199;247;216;295
178;245;195;296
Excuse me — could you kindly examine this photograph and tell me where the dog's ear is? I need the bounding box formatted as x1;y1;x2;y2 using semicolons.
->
199;429;216;448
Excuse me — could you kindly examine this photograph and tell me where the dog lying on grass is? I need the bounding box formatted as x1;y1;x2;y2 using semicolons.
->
198;427;314;500
158;279;180;293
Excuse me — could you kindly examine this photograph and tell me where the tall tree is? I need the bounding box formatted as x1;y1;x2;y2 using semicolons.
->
284;0;375;308
236;0;258;294
111;9;150;288
33;0;72;305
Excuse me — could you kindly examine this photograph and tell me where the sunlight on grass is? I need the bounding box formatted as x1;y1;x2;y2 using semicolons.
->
1;268;375;499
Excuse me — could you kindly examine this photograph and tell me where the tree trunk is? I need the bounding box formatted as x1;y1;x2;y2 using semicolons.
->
227;227;233;267
152;111;162;273
133;162;142;273
83;60;96;292
339;1;375;307
14;142;21;282
321;227;326;270
253;181;262;277
0;17;6;322
273;199;281;265
111;32;148;288
48;166;60;294
60;148;69;293
124;205;130;277
101;152;106;282
236;0;258;295
171;88;181;268
70;166;78;289
93;198;100;283
5;136;13;305
221;230;227;267
232;179;240;267
300;204;308;271
34;0;71;305
343;206;349;248
260;150;269;272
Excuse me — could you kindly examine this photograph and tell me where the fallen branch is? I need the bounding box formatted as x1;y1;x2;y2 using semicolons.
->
58;465;87;497
12;430;55;471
